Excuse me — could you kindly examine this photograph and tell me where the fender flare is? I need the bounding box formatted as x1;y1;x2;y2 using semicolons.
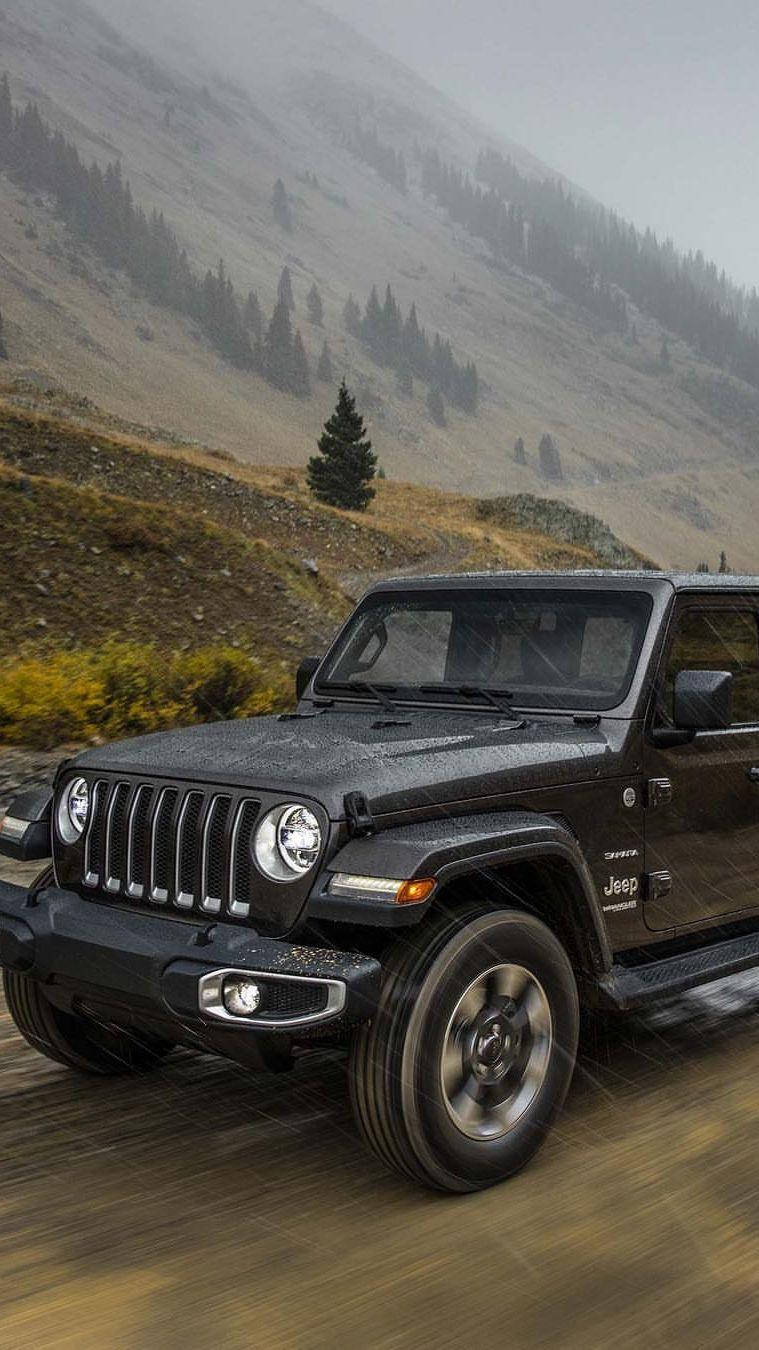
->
309;810;611;973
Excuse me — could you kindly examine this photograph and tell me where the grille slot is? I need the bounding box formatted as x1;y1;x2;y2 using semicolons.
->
230;800;260;918
83;780;107;887
79;779;264;921
126;785;153;899
202;795;232;914
176;791;204;908
150;788;178;903
104;782;130;893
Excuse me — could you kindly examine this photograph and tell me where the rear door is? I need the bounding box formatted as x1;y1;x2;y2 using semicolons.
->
644;593;759;931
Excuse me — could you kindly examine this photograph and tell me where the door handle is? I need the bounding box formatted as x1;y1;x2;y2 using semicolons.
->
748;767;759;783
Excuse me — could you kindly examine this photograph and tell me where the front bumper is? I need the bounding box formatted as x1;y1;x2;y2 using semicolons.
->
0;880;380;1034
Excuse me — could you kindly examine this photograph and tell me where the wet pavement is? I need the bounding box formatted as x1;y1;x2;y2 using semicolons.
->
2;852;759;1347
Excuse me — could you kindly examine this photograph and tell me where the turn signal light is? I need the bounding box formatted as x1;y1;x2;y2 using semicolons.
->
396;878;436;906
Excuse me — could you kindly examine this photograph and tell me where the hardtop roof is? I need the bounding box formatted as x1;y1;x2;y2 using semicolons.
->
367;570;759;595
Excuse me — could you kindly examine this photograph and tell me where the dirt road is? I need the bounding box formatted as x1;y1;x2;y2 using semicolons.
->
2;850;759;1348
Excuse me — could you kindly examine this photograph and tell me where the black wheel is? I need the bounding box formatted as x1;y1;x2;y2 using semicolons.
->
2;863;172;1075
349;905;579;1192
3;970;173;1075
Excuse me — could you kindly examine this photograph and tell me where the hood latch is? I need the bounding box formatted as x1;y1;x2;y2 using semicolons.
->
344;791;375;838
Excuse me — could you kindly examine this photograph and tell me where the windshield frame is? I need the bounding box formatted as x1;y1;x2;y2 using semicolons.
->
313;578;668;718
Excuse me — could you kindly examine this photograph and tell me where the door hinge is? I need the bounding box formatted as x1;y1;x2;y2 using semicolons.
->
344;791;375;838
646;870;673;903
646;777;673;810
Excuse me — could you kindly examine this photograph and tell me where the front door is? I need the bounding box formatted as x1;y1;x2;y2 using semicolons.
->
644;595;759;931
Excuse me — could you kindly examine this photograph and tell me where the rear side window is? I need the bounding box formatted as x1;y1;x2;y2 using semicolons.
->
662;605;759;725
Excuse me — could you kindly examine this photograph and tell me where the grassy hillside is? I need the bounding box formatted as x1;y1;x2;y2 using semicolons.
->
0;0;755;572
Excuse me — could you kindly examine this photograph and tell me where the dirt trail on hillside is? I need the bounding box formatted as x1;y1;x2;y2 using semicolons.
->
2;842;759;1347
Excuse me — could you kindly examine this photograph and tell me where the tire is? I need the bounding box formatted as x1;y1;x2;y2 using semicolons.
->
3;970;173;1075
349;904;579;1193
4;867;173;1076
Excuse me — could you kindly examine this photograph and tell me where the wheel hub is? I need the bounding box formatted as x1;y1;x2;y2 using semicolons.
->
440;963;553;1141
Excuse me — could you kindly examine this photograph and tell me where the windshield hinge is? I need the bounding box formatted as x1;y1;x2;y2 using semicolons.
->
344;791;375;838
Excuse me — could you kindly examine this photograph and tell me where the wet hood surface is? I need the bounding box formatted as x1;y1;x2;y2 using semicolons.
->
73;708;617;818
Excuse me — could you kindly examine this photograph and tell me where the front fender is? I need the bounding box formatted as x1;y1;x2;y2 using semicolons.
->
308;810;611;971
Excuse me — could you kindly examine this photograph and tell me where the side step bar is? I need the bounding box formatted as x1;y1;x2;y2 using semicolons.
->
599;929;759;1010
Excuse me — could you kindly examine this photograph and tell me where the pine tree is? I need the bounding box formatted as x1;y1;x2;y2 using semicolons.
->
0;303;7;360
243;289;262;339
538;433;563;480
291;330;311;396
513;436;526;465
317;339;333;382
343;294;361;337
264;296;294;391
278;265;295;311
307;283;323;326
395;361;413;396
307;381;376;510
719;549;730;574
659;335;671;370
0;74;12;162
272;178;292;231
427;385;446;426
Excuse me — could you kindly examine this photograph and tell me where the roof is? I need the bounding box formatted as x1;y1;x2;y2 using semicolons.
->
368;570;759;594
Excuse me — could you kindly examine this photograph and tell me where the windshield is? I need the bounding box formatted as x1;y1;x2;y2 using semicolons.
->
318;587;653;711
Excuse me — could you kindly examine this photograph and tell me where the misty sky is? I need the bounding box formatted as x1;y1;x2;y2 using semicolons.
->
322;0;758;289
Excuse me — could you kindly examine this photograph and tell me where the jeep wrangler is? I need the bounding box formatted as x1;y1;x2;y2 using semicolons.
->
2;571;757;1192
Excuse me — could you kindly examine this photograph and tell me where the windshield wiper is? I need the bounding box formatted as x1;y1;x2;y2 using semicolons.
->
420;684;516;715
329;681;405;717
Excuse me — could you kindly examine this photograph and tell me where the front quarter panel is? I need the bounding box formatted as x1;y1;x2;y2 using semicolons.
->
309;810;612;970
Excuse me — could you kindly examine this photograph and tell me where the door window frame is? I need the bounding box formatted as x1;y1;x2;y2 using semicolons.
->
649;593;759;736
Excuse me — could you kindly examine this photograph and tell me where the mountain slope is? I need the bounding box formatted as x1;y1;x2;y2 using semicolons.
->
0;0;756;571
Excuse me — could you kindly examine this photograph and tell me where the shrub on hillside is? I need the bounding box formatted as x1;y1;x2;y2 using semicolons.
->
0;642;291;749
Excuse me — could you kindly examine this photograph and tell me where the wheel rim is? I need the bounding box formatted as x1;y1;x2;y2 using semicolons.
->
440;963;553;1141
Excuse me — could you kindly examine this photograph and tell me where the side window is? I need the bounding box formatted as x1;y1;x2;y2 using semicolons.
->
662;605;759;725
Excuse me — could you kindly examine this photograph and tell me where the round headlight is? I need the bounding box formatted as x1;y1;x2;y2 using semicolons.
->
253;804;322;882
57;777;89;844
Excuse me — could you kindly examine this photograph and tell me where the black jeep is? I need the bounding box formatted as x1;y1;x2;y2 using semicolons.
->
2;571;758;1191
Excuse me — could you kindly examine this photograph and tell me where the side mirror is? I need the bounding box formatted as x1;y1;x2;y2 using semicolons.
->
674;669;732;731
296;655;321;701
0;788;52;862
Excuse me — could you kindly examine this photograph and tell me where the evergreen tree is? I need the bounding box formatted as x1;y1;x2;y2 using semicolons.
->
307;381;376;510
291;330;311;396
272;178;292;231
264;296;294;391
513;436;526;465
395;361;413;396
427;385;446;426
719;549;730;574
0;74;12;162
243;289;263;339
317;339;333;382
538;433;563;480
659;335;672;370
343;293;361;337
307;283;324;326
0;304;7;360
278;265;295;311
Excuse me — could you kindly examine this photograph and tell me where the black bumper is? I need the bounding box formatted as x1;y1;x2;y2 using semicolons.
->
0;880;380;1033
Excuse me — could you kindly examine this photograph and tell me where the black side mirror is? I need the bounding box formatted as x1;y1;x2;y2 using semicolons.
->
674;669;733;730
296;655;321;701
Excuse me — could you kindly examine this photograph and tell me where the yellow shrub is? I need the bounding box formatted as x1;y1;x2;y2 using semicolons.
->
0;643;293;749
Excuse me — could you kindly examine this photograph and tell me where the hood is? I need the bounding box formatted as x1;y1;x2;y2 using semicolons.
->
73;708;617;819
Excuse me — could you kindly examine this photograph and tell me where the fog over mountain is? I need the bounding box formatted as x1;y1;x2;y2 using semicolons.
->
4;0;759;571
322;0;759;289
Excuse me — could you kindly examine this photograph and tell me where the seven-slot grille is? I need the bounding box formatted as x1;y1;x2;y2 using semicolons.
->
82;780;261;919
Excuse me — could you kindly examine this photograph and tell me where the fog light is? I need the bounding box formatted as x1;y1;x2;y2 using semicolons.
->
222;977;262;1017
